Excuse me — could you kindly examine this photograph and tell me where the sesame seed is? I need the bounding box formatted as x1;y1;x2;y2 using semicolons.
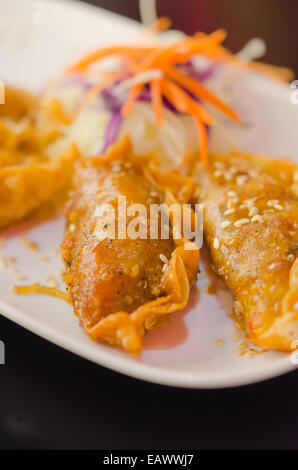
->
287;254;295;262
224;208;235;216
213;237;220;249
162;263;168;273
241;199;255;209
251;214;263;223
214;161;225;169
227;191;237;197
9;285;18;294
227;198;238;208
269;285;276;292
268;263;276;270
214;170;222;178
69;224;76;233
274;204;283;211
220;220;231;229
21;236;38;252
267;199;279;207
159;254;168;264
248;169;258;178
248;207;259;217
234;218;250;228
247;198;257;206
229;166;237;174
236;175;248;186
224;172;233;181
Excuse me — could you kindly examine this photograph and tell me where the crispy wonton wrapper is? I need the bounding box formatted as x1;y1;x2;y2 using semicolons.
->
64;137;200;354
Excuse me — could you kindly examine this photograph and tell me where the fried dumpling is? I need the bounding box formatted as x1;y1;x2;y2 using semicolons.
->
194;151;298;351
62;138;199;354
0;87;78;228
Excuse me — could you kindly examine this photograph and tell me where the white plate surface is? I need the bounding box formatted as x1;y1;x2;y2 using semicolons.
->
0;0;297;388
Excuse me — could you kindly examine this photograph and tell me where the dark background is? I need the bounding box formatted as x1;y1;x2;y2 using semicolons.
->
88;0;298;76
1;0;298;450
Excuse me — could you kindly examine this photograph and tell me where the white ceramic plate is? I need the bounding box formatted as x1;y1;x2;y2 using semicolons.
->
0;0;297;388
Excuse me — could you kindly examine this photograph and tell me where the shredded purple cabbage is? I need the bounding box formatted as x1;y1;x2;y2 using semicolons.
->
102;109;123;153
62;74;93;90
137;84;177;112
101;87;123;111
81;58;217;153
178;60;216;82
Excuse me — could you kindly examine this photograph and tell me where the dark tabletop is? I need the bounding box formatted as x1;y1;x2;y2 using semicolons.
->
1;0;298;450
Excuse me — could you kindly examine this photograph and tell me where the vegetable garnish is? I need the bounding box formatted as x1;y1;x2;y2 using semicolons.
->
12;283;70;303
71;70;123;120
63;21;291;164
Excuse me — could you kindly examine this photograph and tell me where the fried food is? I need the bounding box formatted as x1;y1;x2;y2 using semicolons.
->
62;138;199;354
0;87;78;228
195;151;298;350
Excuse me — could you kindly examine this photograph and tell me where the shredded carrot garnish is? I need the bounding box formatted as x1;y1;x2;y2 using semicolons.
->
178;147;192;176
67;46;154;73
122;82;144;117
194;116;208;166
61;20;292;165
248;62;294;82
165;67;240;122
143;16;172;35
160;78;214;125
138;29;228;72
151;78;163;126
13;283;70;303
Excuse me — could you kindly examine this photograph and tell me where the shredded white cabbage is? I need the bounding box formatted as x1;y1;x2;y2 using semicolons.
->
114;69;163;94
139;0;185;45
236;38;266;61
120;102;198;169
47;108;110;157
139;0;158;26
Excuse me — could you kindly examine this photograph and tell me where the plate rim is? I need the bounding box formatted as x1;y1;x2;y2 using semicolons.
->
0;0;297;389
1;299;296;389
